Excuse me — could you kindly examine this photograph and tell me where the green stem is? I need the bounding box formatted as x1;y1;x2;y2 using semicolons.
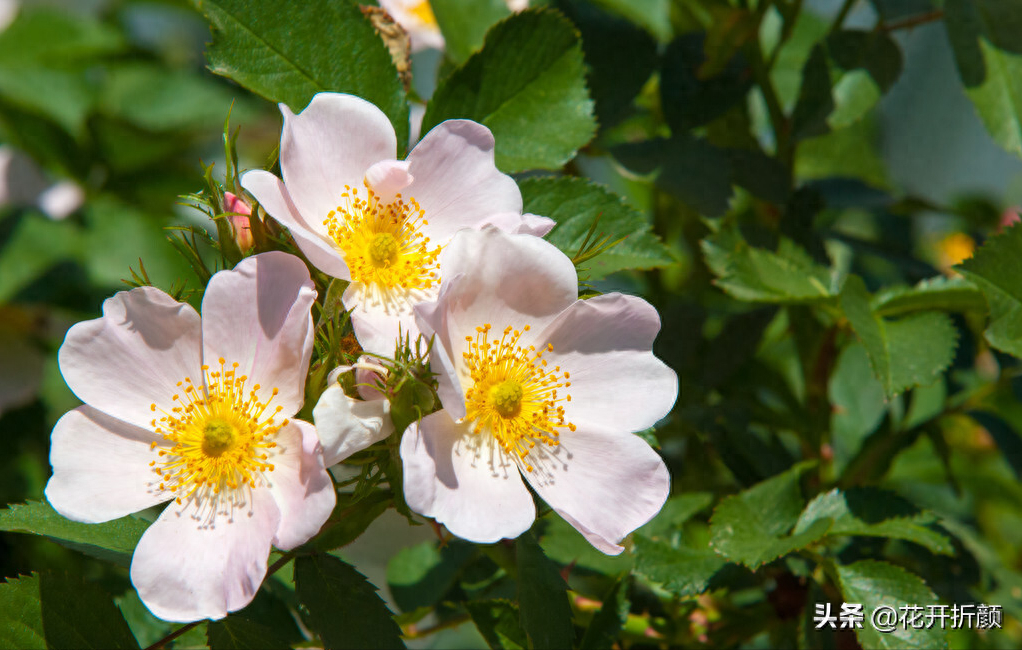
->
830;0;857;34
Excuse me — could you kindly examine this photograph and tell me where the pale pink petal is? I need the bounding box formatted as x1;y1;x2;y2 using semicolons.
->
280;93;396;224
313;383;394;466
538;293;677;433
526;428;670;555
343;281;435;356
241;170;351;280
201;252;316;416
58;286;202;431
413;278;468;419
406;121;522;241
265;420;335;549
364;159;413;204
45;406;167;523
400;410;535;543
476;212;556;237
130;488;280;622
432;228;577;343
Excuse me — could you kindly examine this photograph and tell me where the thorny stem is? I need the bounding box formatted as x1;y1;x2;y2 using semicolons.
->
881;9;944;33
145;550;299;650
402;613;471;639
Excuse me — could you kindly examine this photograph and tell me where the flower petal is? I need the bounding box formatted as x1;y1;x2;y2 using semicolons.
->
130;488;279;622
58;286;202;431
45;406;167;523
364;159;413;204
265;420;335;549
406;121;522;241
525;428;670;554
343;281;436;356
201;252;316;416
280;93;396;224
241;170;351;280
476;211;556;237
313;382;394;467
400;410;535;543
539;293;678;433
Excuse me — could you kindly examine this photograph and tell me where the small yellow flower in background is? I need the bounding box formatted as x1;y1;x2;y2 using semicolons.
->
934;232;975;274
378;0;529;52
45;252;335;622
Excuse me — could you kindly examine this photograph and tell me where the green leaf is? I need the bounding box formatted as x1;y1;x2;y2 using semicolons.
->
311;490;392;552
829;342;887;474
207;615;288;650
0;8;123;64
518;176;674;280
35;572;140;649
632;536;727;597
386;540;476;612
709;461;829;569
0;214;83;303
556;0;658;129
197;0;409;148
872;275;986;317
701;224;836;303
792;45;834;140
99;63;253;133
796;116;890;188
660;33;752;133
431;0;511;65
422;8;596;172
466;599;528;650
83;197;193;291
516;531;574;650
836;560;947;650
619;136;734;216
0;500;150;567
588;0;670;42
637;492;714;541
580;579;629;650
945;0;1022;157
0;67;92;137
827;29;904;93
293;554;404;650
794;488;953;555
840;275;958;398
539;515;631;575
958;223;1022;357
0;575;45;650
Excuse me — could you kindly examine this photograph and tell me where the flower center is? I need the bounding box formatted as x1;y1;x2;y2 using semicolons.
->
201;418;236;456
323;184;441;293
409;0;438;27
369;232;400;267
463;324;575;472
149;358;285;520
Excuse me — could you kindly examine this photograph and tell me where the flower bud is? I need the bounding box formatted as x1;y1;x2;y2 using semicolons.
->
223;191;254;251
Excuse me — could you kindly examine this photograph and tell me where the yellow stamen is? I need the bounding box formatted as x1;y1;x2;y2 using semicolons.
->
149;359;282;522
323;185;440;296
463;323;575;472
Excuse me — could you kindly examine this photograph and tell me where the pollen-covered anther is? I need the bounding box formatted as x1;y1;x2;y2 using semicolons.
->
149;358;284;519
322;183;441;293
462;323;575;472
